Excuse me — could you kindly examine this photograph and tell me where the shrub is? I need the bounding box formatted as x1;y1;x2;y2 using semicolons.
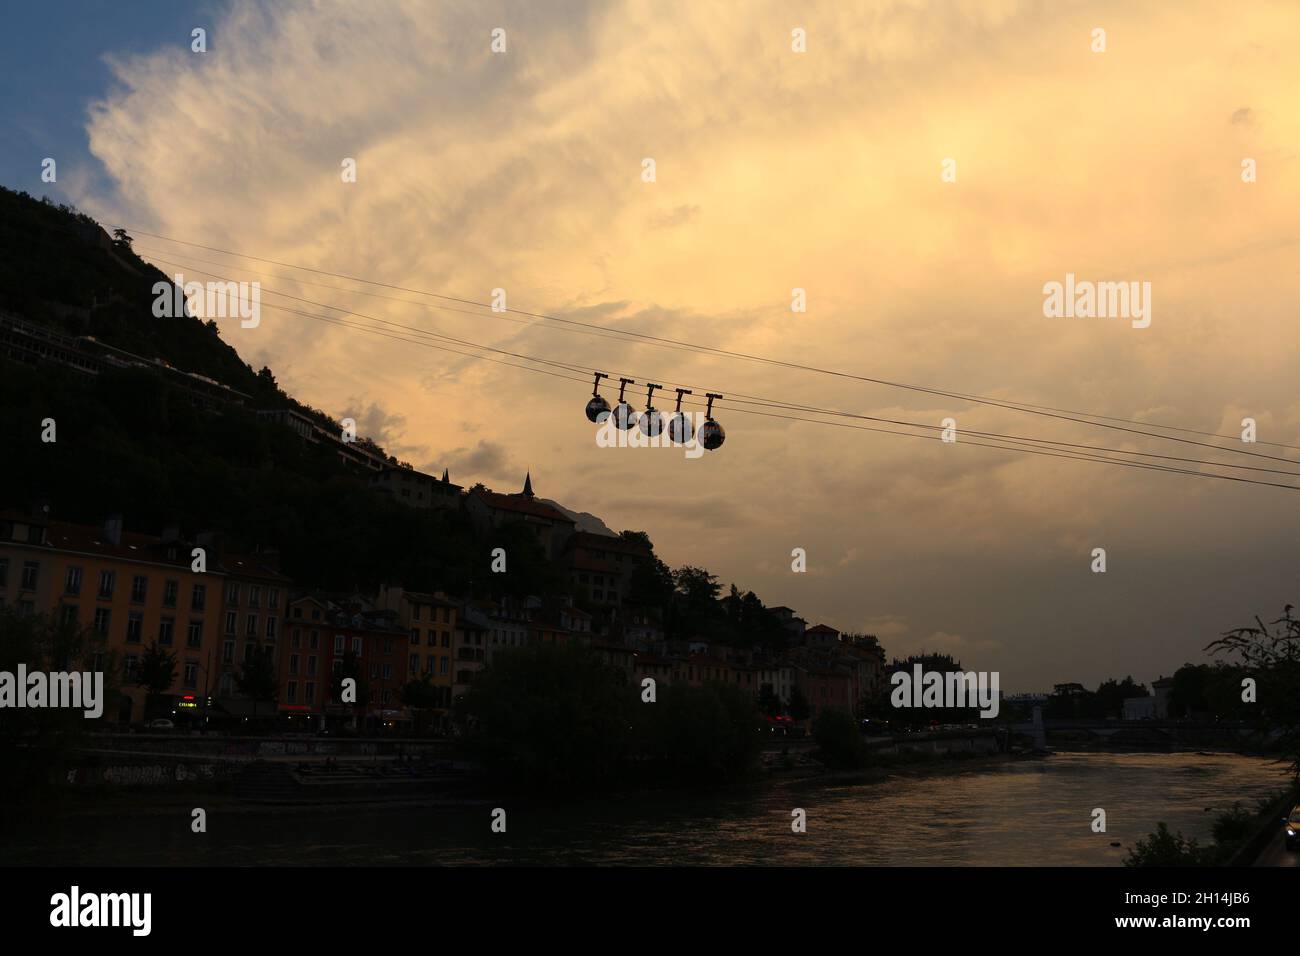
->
1123;823;1217;867
1211;803;1256;846
812;708;867;770
637;682;764;783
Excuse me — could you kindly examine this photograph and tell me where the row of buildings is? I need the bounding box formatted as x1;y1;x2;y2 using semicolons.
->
3;281;887;730
0;497;885;732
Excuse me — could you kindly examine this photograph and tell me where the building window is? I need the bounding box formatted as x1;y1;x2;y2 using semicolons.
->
268;588;279;609
191;583;206;610
225;611;237;635
441;632;450;648
289;655;299;676
159;617;175;645
61;604;79;625
352;637;362;655
383;663;393;680
309;631;319;651
304;682;315;704
97;570;115;599
307;656;318;677
440;657;449;676
123;655;138;680
225;582;240;606
246;614;258;636
412;604;421;622
334;635;345;654
409;628;419;645
187;621;203;648
130;575;147;603
163;579;178;607
266;616;277;639
183;661;198;689
248;586;261;608
64;566;82;595
93;607;111;636
126;612;143;643
223;640;234;664
291;630;302;650
427;630;436;646
286;682;297;704
22;561;39;590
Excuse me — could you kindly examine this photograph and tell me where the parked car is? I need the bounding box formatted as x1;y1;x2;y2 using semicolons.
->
1285;805;1300;851
146;718;174;731
764;715;795;735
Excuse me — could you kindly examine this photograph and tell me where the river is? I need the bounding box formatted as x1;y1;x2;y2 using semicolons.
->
5;751;1289;865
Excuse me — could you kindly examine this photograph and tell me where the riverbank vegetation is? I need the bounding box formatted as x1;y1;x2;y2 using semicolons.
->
456;643;764;791
1124;788;1294;866
1206;604;1300;777
812;708;869;769
0;610;119;802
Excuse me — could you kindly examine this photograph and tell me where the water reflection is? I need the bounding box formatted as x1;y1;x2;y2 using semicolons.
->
7;751;1287;866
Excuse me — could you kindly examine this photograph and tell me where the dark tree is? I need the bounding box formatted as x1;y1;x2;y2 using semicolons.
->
235;648;279;720
459;643;634;790
136;641;178;720
813;708;868;769
1207;604;1300;778
757;684;783;718
787;685;811;722
401;674;441;735
0;610;118;800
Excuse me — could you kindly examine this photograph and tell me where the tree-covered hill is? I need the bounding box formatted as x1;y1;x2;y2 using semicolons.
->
0;186;274;397
0;187;496;593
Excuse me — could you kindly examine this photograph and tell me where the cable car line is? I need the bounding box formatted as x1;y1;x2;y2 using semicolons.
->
140;251;1300;485
126;230;1300;460
263;299;1300;489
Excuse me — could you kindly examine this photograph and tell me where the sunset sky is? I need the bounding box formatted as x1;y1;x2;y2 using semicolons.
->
5;0;1299;690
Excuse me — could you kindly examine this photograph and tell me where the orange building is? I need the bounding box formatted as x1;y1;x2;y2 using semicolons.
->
215;548;293;714
282;595;406;730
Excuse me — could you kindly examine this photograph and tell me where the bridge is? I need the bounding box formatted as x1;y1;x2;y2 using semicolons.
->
1009;712;1258;750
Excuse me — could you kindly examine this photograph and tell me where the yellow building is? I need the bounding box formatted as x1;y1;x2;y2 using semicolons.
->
376;585;457;714
0;512;224;723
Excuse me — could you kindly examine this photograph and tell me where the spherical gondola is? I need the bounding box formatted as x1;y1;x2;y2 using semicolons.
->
612;376;638;430
700;392;726;450
667;387;693;444
638;382;664;437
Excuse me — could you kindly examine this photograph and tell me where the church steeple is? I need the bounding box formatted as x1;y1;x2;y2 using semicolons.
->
522;471;535;497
